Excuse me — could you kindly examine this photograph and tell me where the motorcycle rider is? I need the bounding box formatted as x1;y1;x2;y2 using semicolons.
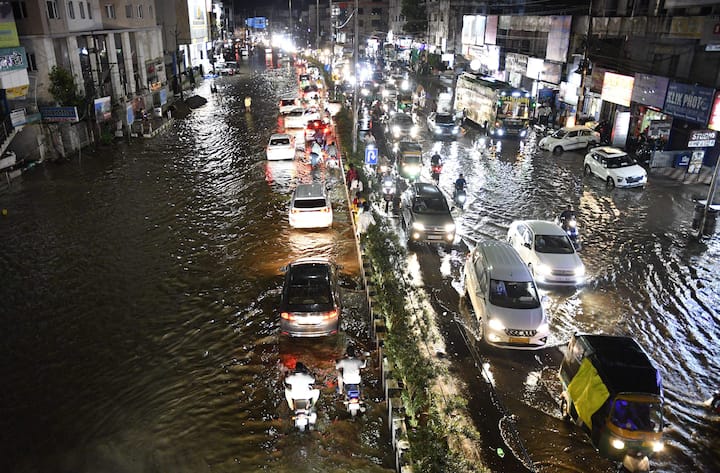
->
430;153;443;168
454;174;467;193
284;362;320;410
559;204;576;225
336;346;367;395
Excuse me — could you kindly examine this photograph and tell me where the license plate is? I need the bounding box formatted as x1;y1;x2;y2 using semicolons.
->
299;316;321;325
509;337;530;344
427;235;442;240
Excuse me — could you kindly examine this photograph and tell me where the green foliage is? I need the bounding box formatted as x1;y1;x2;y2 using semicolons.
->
401;0;427;35
48;66;84;108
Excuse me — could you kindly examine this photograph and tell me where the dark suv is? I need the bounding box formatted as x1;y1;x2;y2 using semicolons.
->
400;183;456;245
279;258;340;337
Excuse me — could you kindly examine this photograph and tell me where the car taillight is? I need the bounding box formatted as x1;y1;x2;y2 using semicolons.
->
281;312;295;320
322;309;338;320
291;208;300;214
321;207;330;213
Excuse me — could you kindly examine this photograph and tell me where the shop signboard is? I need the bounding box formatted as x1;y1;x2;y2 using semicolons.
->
708;91;720;131
10;108;26;127
687;129;716;148
462;16;475;45
663;81;715;124
601;72;634;107
631;74;669;109
526;58;562;84
485;15;498;45
505;53;528;76
0;46;27;72
589;67;609;93
701;16;720;45
688;150;705;174
39;106;80;123
648;120;672;139
94;96;112;123
611;111;631;148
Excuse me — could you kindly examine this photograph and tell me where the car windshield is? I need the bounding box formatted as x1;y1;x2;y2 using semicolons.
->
286;267;332;306
270;137;290;146
436;114;454;124
606;155;636;168
488;279;541;309
610;398;663;433
280;99;295;106
534;234;575;254
288;110;303;117
402;155;421;164
551;129;567;138
293;198;327;209
393;115;413;126
413;197;448;214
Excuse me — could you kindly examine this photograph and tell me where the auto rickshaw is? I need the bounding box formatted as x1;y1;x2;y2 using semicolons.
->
559;334;664;472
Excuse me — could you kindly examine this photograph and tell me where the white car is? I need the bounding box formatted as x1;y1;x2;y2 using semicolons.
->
279;97;300;115
289;183;333;228
283;107;319;129
539;126;600;153
507;220;586;286
583;146;647;188
464;240;549;349
266;133;296;161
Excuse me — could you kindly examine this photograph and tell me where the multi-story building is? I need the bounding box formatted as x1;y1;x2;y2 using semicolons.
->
387;0;404;38
332;0;388;51
1;3;30;155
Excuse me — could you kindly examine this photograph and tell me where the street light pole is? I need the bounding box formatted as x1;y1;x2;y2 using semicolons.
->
352;0;359;154
575;0;593;125
316;0;320;50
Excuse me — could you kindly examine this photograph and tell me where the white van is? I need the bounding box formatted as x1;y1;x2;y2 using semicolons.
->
463;240;549;349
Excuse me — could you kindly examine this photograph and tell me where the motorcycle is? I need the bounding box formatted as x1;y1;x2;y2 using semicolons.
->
431;164;442;184
291;398;318;432
555;214;581;250
381;175;396;213
453;187;467;209
337;351;369;417
343;383;366;417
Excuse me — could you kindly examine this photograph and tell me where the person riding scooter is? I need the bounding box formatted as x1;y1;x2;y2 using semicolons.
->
285;362;320;410
336;346;367;395
559;204;576;224
430;153;443;182
453;174;468;208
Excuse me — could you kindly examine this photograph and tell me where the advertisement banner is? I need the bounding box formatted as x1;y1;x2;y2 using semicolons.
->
6;84;29;99
126;104;134;126
94;97;112;122
688;129;716;148
39;106;80;123
663;81;715;124
461;16;475;45
505;53;528;75
10;108;26;127
708;91;720;131
0;46;27;72
473;15;486;46
527;58;562;84
485;15;498;45
546;16;572;63
701;16;720;45
589;67;609;93
669;17;703;38
0;5;19;48
631;74;669;109
601;72;635;107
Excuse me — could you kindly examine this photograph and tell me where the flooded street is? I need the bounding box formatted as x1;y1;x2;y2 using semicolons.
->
0;56;392;472
376;122;720;472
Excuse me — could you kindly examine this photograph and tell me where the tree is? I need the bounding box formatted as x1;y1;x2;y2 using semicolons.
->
401;0;427;36
48;65;85;108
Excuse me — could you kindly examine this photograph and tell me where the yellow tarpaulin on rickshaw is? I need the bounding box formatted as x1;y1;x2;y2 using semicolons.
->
568;358;610;428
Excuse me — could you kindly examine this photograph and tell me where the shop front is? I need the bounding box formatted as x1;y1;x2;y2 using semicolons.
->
628;73;671;152
600;72;635;148
662;81;716;162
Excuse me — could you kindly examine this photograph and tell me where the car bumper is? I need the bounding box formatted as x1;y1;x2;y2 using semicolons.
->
615;178;647;188
267;151;295;161
280;319;339;337
484;329;549;349
289;213;333;228
534;273;586;286
409;229;455;244
431;128;459;138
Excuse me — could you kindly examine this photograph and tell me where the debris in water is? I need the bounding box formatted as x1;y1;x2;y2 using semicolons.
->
497;447;505;458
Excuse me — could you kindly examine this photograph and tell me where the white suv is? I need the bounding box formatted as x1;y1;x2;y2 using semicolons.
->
583;147;647;189
539;126;600;153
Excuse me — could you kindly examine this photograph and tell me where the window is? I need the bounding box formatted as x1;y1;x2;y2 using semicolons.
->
137;4;143;18
26;52;37;71
125;4;132;18
87;2;92;18
371;7;381;15
357;7;363;14
68;1;75;19
46;0;59;19
79;1;85;18
11;1;28;19
105;4;115;18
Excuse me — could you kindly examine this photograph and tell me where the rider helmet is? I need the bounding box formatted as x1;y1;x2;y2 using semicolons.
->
295;362;308;374
346;346;356;358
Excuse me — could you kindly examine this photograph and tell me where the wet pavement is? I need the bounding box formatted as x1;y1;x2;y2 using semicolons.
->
370;113;720;472
0;53;393;472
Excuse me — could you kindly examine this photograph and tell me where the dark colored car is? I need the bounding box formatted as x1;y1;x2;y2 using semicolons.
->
400;182;456;245
279;258;340;337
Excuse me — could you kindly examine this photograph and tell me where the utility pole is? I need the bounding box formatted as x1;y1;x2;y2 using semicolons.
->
574;0;593;125
316;0;320;50
352;0;359;153
288;0;292;39
696;157;720;240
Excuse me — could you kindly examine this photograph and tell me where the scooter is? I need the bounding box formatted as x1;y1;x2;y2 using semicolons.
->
555;215;581;249
343;383;366;417
381;176;396;213
453;187;467;209
431;164;442;184
291;398;318;432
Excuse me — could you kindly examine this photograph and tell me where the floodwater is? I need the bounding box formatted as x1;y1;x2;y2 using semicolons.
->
376;117;720;472
0;54;393;472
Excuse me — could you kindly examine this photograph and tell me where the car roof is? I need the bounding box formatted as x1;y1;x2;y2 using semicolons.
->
398;141;422;152
269;133;292;140
294;182;326;199
592;146;627;157
561;125;594;132
477;240;532;281
289;257;332;268
391;113;413;122
517;220;567;236
413;182;442;196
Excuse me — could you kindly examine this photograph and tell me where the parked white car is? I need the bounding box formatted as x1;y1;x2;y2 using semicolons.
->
266;133;296;161
583;146;647;188
539;126;600;153
464;240;549;349
507;220;586;286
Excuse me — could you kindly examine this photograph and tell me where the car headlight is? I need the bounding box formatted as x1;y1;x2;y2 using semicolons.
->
435;126;442;133
520;130;527;137
652;441;664;453
453;126;460;134
411;126;419;137
401;80;409;91
574;265;585;277
361;88;370;96
392;126;400;135
535;263;551;275
616;176;624;182
488;318;505;331
445;223;456;232
611;438;625;450
497;128;504;136
537;322;549;334
412;222;425;231
382;90;389;97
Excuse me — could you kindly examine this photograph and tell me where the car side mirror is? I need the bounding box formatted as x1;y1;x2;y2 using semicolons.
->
279;265;288;273
524;242;532;249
